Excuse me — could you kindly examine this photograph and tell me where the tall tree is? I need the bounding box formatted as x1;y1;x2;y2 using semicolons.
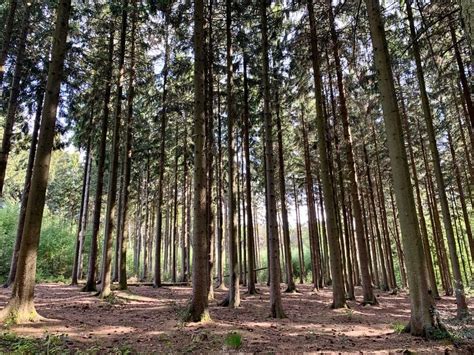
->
83;24;115;293
260;0;286;318
221;0;240;308
306;0;346;308
99;0;128;298
186;0;210;322
364;0;438;335
326;0;376;305
406;0;469;318
0;0;72;323
0;2;30;198
0;0;18;90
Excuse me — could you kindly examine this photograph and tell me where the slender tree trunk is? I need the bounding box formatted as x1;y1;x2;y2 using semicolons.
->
118;0;137;290
397;75;439;298
406;0;468;318
83;24;114;293
0;2;30;197
300;111;322;290
0;0;18;90
261;0;286;318
274;86;296;293
216;79;225;290
99;0;128;298
0;0;71;323
364;0;436;335
293;177;305;284
153;9;170;288
72;118;93;286
221;0;240;309
4;83;43;288
206;0;215;299
449;19;474;129
186;0;210;322
447;131;474;262
181;125;189;283
243;55;257;294
326;3;375;301
307;0;346;308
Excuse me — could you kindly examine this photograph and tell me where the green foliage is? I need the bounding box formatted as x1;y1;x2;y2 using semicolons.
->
391;321;406;334
0;332;67;354
0;204;18;283
0;204;76;283
224;332;242;349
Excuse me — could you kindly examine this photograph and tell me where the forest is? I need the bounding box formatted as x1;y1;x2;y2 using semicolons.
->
0;0;473;352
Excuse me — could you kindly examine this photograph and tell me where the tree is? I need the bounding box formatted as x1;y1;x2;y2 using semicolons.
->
260;0;286;319
364;0;438;336
222;0;240;309
306;0;346;309
186;0;210;322
405;0;468;319
83;23;115;293
0;0;72;323
99;0;128;299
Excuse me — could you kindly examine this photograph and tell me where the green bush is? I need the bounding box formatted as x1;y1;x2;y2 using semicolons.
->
0;204;76;283
0;204;18;284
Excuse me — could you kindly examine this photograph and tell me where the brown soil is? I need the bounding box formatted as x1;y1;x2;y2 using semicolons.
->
0;283;473;353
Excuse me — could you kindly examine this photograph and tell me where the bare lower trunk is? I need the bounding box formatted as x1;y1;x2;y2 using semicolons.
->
261;0;286;318
99;0;128;298
0;0;71;323
365;0;435;335
4;83;43;288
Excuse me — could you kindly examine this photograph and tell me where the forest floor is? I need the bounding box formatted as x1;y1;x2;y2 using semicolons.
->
0;283;473;354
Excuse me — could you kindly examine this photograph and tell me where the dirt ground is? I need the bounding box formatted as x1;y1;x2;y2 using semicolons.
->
0;283;473;353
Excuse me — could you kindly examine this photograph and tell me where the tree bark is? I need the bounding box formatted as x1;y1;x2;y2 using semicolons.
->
260;0;286;318
153;8;170;289
0;0;71;323
0;0;18;89
364;0;435;335
307;0;346;308
407;0;468;318
0;2;30;197
99;0;128;298
4;82;43;288
186;0;210;322
222;0;240;309
243;54;257;295
83;24;114;293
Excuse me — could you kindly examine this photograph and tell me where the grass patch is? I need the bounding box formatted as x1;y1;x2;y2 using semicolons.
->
224;332;242;349
0;332;67;353
391;321;406;334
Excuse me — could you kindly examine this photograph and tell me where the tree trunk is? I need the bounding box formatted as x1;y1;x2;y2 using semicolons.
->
0;0;71;323
0;2;30;197
118;0;137;290
222;0;240;309
307;0;346;308
364;0;436;335
243;54;257;294
300;110;322;290
99;0;128;298
153;8;170;289
72;115;93;286
397;75;439;298
274;82;296;293
83;24;114;293
4;83;43;288
260;0;286;318
0;0;18;89
407;0;468;318
186;0;210;322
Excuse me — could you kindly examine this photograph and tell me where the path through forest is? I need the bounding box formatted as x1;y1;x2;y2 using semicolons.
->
1;284;473;353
